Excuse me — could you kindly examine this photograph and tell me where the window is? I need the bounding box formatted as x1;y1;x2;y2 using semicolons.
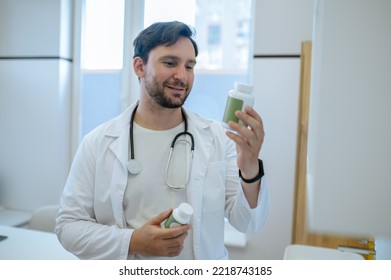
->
80;0;125;136
208;24;221;45
83;0;124;70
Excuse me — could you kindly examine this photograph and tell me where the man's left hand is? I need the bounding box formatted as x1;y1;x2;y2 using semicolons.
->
225;106;265;180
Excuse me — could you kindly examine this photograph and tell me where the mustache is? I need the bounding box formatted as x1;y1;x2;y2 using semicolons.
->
164;81;187;89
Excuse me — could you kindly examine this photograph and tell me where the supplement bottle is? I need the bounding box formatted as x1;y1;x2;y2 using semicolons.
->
164;202;193;228
222;82;254;129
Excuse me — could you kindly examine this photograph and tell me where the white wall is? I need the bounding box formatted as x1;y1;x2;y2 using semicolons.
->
0;0;73;211
227;0;313;260
252;0;314;55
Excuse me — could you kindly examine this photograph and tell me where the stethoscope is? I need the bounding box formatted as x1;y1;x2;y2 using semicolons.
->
126;105;195;190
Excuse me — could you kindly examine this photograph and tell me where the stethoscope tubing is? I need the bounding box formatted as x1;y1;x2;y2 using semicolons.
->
128;104;195;189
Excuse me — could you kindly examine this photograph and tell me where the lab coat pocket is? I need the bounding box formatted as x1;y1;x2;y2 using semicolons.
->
202;160;226;213
199;160;227;259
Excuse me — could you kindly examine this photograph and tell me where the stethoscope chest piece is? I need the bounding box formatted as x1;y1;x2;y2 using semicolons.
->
127;159;142;175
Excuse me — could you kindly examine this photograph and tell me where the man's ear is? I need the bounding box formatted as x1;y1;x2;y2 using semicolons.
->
133;57;145;78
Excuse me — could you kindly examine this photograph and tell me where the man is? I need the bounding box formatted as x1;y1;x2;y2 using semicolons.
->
55;21;269;260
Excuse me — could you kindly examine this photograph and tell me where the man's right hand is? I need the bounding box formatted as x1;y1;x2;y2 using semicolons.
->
128;209;191;257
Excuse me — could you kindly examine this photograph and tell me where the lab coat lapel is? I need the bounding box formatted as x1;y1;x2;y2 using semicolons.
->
108;129;129;228
186;114;214;259
106;105;135;228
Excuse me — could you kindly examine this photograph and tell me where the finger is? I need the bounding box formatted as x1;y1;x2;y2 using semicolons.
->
148;209;173;226
164;232;188;256
244;106;262;123
166;246;183;257
236;107;262;127
162;224;191;239
236;110;261;132
227;120;256;146
235;111;264;141
166;243;184;256
245;107;265;140
225;127;249;146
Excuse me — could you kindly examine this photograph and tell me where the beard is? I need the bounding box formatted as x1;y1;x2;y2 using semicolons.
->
145;77;191;109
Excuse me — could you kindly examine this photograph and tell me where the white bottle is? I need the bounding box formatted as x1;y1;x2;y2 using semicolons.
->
222;82;254;129
163;202;193;228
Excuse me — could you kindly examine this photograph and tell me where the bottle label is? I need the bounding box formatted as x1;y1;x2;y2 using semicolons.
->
223;96;243;124
164;215;183;228
168;222;181;228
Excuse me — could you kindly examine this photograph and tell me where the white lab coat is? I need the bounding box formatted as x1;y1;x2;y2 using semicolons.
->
55;102;269;260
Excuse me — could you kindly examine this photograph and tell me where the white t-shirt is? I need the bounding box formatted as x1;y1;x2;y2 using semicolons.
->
124;122;194;259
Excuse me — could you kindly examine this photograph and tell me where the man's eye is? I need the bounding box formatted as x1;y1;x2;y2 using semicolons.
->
163;61;175;67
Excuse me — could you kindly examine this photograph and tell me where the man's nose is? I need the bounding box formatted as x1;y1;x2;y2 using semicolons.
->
173;66;188;82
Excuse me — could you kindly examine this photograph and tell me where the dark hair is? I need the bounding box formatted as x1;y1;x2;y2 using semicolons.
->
133;21;198;62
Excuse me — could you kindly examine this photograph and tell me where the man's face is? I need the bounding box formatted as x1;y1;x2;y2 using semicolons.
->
141;37;197;108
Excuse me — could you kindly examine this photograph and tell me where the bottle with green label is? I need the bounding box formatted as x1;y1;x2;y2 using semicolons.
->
222;82;254;129
163;202;193;228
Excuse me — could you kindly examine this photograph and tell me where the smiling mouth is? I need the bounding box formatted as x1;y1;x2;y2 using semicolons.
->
165;84;188;96
166;84;186;92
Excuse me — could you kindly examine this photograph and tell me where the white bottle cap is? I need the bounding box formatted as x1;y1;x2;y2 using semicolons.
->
175;203;193;224
235;82;254;94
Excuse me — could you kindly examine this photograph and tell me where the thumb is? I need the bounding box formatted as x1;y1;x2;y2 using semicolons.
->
147;208;173;226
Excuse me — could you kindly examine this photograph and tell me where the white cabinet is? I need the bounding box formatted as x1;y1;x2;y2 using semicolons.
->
0;0;72;211
0;60;71;211
307;0;391;238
